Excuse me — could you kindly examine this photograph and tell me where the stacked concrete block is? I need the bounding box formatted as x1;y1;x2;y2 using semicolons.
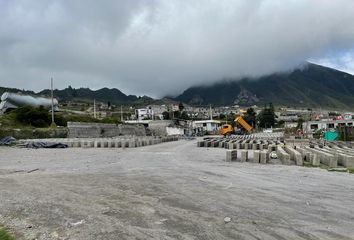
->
21;136;178;149
305;147;337;168
310;153;320;166
253;151;260;163
239;150;248;162
260;151;267;164
276;146;291;165
227;141;234;149
72;140;81;148
252;142;258;150
226;150;237;162
205;141;212;147
327;146;354;167
285;146;303;166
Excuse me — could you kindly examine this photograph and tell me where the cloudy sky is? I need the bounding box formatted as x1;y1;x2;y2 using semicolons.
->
1;0;354;97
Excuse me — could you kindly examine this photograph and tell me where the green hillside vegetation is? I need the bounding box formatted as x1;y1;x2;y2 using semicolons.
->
0;106;124;139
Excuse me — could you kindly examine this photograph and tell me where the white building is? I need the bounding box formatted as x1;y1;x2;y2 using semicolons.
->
284;122;298;129
145;105;168;120
303;119;354;133
193;120;221;133
135;108;154;121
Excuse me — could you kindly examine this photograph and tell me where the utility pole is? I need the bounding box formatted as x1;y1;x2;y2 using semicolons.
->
120;105;123;122
209;104;212;120
93;99;97;118
50;77;55;126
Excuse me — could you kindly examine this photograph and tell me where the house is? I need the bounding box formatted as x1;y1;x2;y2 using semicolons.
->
135;108;153;121
302;119;354;133
193;120;221;133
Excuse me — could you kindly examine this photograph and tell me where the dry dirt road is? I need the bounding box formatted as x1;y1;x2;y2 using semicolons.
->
0;139;354;240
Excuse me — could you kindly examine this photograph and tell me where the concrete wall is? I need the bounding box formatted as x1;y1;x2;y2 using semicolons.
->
67;122;146;138
166;127;184;136
148;120;174;136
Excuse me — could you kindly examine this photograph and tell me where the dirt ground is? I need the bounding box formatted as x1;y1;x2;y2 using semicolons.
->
0;139;354;240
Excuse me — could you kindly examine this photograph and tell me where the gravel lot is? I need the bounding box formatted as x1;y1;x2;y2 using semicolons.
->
1;139;354;240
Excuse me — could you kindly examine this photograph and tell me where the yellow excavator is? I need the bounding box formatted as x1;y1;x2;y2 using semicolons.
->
220;115;253;136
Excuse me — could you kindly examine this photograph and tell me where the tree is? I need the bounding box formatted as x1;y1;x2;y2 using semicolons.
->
245;108;257;127
178;102;185;112
162;111;170;120
257;103;276;128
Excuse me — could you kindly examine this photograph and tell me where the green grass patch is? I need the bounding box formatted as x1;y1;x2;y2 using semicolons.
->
0;227;15;240
318;164;330;170
327;168;348;173
348;168;354;174
303;162;318;168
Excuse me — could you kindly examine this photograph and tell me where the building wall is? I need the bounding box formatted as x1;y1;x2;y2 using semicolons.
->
303;120;354;133
166;127;184;135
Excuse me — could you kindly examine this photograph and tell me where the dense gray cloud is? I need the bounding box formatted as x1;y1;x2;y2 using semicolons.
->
1;0;354;97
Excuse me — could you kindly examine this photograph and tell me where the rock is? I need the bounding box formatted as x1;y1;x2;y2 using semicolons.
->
224;217;231;223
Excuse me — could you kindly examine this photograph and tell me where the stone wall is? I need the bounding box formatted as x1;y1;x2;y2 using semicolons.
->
67;122;146;138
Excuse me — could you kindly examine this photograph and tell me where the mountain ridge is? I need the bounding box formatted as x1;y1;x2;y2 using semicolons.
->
174;63;354;109
1;63;354;109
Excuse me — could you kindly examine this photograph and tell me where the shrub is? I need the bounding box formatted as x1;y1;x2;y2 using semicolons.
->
54;113;68;126
14;106;51;127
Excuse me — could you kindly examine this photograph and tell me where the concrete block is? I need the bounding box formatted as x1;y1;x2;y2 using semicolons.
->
310;153;320;166
239;150;248;162
72;140;81;148
244;143;249;150
100;140;108;148
285;146;303;166
253;151;260;163
66;141;74;148
108;140;114;148
260;151;267;164
129;141;136;148
226;150;237;162
94;141;100;148
276;146;290;165
343;155;354;168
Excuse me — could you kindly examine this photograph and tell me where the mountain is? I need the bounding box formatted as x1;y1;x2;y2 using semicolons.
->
0;86;155;106
175;63;354;109
2;63;354;109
